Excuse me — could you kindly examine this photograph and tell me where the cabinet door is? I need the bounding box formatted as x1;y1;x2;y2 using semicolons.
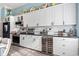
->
38;8;50;26
30;11;40;26
23;13;31;27
10;16;15;32
20;35;26;47
14;16;17;22
25;35;33;48
23;11;39;27
31;36;42;51
20;35;33;48
54;4;64;25
49;6;55;26
64;3;76;25
27;12;35;27
63;38;78;56
53;37;64;55
34;36;42;51
53;37;78;56
38;9;46;26
45;7;52;26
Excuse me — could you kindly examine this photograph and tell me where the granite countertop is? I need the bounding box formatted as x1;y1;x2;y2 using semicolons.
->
20;32;78;38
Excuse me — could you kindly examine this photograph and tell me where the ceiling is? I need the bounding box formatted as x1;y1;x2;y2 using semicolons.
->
0;3;26;9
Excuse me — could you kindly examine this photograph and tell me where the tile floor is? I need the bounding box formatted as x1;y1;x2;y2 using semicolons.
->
8;45;48;56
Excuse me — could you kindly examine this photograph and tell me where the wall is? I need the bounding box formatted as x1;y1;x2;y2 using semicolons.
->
12;3;44;16
12;3;61;16
1;7;5;17
76;3;79;37
0;6;6;17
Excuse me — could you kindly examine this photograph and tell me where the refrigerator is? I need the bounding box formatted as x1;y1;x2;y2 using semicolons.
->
3;22;10;38
3;16;15;38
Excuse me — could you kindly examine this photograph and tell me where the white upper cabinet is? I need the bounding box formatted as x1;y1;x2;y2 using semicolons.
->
53;4;64;25
38;8;50;26
27;12;36;27
50;3;76;25
31;11;40;26
23;11;39;27
49;6;55;26
49;4;64;25
23;3;76;27
23;13;31;27
63;3;76;25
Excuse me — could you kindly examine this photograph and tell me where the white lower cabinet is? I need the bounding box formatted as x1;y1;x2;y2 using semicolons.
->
31;36;42;51
20;35;27;47
53;37;78;56
20;35;42;51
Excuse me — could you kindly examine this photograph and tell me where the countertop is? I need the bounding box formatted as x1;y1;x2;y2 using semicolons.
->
0;43;6;48
20;32;78;38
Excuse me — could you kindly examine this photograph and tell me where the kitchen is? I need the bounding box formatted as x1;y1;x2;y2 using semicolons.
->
0;3;79;56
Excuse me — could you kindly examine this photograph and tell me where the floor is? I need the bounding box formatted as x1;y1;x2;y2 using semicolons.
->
8;45;48;56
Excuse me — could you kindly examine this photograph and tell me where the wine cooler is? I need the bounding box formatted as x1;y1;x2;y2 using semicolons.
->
42;36;53;55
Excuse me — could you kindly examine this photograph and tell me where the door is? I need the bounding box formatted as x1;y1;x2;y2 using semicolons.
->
23;13;30;27
50;6;55;26
62;38;78;56
38;8;50;26
31;36;42;51
29;11;39;27
20;35;26;47
54;4;64;25
64;3;76;25
53;37;65;55
25;35;33;48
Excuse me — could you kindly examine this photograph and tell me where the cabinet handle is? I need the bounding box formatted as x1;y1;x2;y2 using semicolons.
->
51;22;54;26
33;39;36;41
63;39;65;40
62;44;65;47
23;37;24;40
26;24;28;27
37;23;39;26
63;21;64;25
62;52;65;54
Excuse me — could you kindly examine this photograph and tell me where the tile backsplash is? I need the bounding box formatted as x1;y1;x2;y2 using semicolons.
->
34;25;75;35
